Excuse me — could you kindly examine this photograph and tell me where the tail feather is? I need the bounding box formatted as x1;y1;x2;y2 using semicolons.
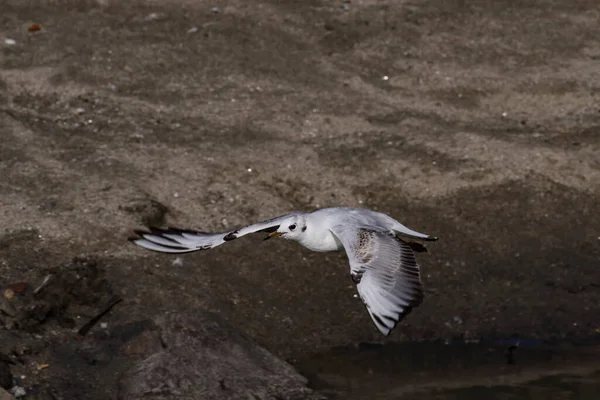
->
129;227;226;254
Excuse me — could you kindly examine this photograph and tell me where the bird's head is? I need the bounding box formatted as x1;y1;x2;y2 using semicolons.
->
265;215;308;242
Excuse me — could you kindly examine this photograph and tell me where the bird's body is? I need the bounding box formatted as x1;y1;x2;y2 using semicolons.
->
283;208;433;252
129;207;438;336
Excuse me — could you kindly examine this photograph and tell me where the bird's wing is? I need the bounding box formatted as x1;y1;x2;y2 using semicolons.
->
329;225;425;336
129;213;298;254
390;221;439;241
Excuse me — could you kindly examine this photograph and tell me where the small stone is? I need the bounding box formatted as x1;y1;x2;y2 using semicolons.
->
35;363;49;370
453;316;463;325
382;75;389;81
211;7;220;14
0;295;16;317
129;133;144;140
172;258;184;267
4;39;16;46
341;3;350;10
10;386;26;398
144;12;166;21
100;322;108;329
107;83;117;91
3;289;14;300
187;26;198;34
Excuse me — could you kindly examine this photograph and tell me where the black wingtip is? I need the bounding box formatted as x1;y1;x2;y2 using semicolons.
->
426;236;439;241
131;226;198;236
408;242;428;253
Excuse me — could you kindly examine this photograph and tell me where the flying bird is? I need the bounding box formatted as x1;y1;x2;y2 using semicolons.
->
129;207;438;336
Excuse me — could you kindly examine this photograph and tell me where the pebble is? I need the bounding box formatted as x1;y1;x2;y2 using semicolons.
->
0;295;16;317
172;257;184;267
4;39;16;46
187;27;198;34
11;386;26;398
211;7;221;14
144;12;167;22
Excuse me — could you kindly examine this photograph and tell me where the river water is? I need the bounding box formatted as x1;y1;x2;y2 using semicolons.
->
296;340;600;399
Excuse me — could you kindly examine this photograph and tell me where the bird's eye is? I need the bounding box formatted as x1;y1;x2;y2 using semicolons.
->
289;224;296;230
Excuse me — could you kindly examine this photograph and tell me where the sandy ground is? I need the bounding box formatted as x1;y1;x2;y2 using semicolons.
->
1;0;600;398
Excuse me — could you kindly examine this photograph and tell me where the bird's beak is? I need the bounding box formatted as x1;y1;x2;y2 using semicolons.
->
265;231;284;240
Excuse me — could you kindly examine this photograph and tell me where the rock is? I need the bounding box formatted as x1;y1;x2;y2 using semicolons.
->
7;257;115;332
118;311;324;400
0;362;11;389
9;387;24;398
0;297;16;318
0;388;15;400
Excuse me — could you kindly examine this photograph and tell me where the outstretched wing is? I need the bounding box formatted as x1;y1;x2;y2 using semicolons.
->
129;213;298;254
329;225;425;336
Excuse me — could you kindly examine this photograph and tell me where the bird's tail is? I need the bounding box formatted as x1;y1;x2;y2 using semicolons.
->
128;227;226;254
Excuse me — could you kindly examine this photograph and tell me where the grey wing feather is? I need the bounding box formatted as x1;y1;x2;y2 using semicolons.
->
330;225;425;336
129;213;298;254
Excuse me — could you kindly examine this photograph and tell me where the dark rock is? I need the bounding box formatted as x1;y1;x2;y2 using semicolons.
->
118;311;324;400
0;362;12;390
8;257;115;333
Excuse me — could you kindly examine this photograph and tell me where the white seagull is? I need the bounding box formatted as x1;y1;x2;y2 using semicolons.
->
129;207;438;336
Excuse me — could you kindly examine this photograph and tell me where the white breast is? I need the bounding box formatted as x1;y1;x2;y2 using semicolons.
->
299;229;342;252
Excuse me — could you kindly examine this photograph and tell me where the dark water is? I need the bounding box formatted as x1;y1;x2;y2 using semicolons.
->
413;371;600;399
295;340;600;399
